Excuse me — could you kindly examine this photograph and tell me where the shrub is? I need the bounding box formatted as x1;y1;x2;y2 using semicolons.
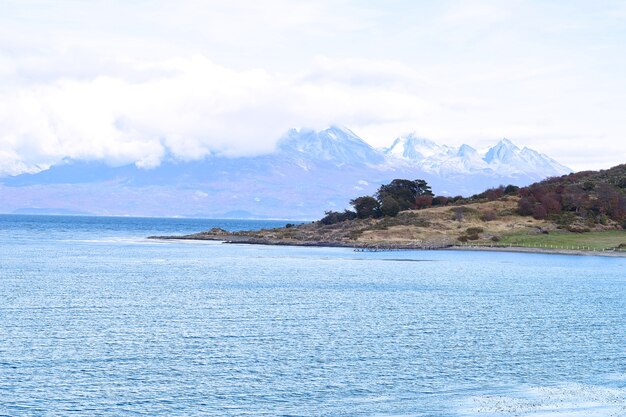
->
415;195;433;209
452;207;464;221
582;180;596;191
518;197;535;216
432;196;449;206
541;193;562;214
482;211;497;221
532;204;547;220
555;212;577;226
483;187;504;201
466;227;484;234
491;235;501;242
467;233;480;240
451;206;478;221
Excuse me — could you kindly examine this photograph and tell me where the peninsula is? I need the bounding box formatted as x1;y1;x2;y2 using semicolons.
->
150;164;626;256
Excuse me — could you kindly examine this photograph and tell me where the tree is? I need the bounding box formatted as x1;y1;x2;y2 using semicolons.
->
504;184;520;195
320;210;356;225
414;179;433;197
379;196;400;217
375;179;433;211
350;196;380;219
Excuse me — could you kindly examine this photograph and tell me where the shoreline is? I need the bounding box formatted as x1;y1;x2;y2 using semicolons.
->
444;245;626;257
148;235;626;258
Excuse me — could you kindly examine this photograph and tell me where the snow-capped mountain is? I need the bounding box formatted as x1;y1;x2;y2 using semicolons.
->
279;127;384;166
383;134;451;160
0;127;572;219
383;134;570;180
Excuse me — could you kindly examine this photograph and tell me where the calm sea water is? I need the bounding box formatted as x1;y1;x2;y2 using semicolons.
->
1;214;625;417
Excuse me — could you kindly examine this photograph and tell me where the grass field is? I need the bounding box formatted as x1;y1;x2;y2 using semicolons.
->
498;230;626;251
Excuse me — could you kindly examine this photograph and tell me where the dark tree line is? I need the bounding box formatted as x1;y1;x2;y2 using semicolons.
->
321;179;437;224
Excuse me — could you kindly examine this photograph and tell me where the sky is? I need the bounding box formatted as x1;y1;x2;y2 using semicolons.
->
0;0;625;175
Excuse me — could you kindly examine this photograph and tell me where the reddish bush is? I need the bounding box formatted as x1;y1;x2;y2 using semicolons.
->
533;204;547;220
518;197;535;216
529;184;549;200
541;193;562;215
484;187;504;201
415;195;433;209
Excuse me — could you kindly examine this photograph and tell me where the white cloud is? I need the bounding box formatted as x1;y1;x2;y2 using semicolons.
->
0;0;625;174
0;54;443;174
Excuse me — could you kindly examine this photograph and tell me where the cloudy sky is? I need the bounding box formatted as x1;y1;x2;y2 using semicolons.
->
1;0;625;175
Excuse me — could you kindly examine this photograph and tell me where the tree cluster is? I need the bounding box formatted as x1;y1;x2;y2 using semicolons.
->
320;179;437;224
319;163;626;228
516;165;626;226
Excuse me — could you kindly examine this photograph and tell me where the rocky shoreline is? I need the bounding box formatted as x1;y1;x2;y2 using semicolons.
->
148;230;626;257
148;231;451;250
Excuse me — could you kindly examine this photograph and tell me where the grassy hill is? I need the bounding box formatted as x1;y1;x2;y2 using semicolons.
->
158;164;626;253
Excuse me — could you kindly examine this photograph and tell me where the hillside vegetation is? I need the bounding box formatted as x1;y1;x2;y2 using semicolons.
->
163;164;626;252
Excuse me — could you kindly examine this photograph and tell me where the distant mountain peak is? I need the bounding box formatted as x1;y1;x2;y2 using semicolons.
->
324;125;357;138
381;134;570;178
483;138;521;164
383;133;443;160
498;137;517;146
278;126;383;166
457;144;477;157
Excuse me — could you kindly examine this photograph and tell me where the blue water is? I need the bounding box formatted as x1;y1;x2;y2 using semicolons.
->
1;215;625;416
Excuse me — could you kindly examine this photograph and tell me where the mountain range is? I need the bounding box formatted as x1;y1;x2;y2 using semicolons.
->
0;127;571;219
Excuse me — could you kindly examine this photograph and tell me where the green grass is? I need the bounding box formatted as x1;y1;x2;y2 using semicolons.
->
498;230;626;251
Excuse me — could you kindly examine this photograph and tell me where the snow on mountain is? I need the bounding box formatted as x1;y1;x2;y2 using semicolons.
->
519;147;571;176
383;133;448;160
435;144;491;176
0;127;572;219
383;135;571;179
480;138;571;178
278;126;384;166
483;138;520;164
